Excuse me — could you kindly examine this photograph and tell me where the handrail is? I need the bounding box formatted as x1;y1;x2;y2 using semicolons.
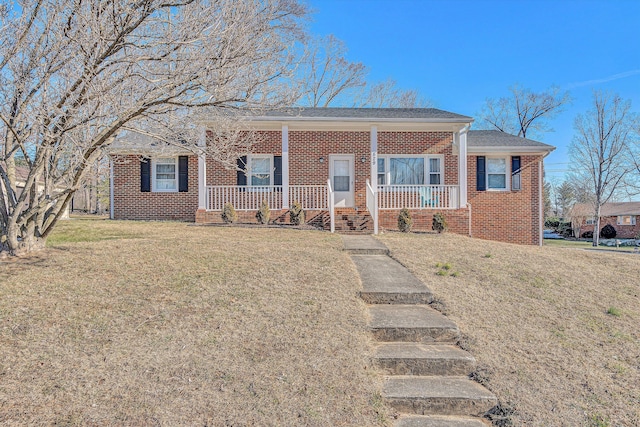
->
365;179;379;234
327;178;335;233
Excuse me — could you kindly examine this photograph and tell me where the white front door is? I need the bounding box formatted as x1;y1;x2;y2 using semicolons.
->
330;155;354;207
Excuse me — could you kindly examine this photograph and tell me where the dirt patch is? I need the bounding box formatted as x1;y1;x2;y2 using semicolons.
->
379;232;640;427
0;219;392;426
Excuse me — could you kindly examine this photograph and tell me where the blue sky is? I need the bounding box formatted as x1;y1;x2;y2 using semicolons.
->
307;0;640;181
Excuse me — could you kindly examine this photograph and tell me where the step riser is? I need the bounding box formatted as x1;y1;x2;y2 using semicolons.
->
360;291;433;305
385;397;496;418
377;358;475;376
372;327;459;344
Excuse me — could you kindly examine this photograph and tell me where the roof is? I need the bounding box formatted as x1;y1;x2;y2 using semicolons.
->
246;107;473;122
467;130;555;153
571;202;640;217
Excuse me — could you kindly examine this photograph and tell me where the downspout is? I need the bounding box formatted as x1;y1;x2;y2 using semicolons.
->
109;157;114;220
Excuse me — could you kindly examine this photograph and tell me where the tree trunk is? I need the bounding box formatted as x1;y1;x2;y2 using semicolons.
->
593;204;602;247
2;218;47;257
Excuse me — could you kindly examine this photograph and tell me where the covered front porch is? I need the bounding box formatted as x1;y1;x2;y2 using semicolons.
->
195;121;471;233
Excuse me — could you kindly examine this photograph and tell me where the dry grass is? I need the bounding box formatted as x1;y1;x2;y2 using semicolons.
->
379;232;640;427
0;218;391;426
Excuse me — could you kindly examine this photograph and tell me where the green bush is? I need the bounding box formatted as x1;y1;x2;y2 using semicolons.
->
398;208;412;232
256;199;271;224
289;201;305;225
581;230;593;239
545;217;561;228
432;213;447;233
600;224;616;239
221;203;237;224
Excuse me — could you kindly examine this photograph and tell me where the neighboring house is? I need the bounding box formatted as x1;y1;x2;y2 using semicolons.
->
570;202;640;238
109;108;554;245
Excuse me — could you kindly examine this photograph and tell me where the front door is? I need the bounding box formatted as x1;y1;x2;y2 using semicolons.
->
330;155;354;207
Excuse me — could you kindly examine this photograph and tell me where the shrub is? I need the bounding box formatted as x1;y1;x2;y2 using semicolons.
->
221;203;237;224
545;217;561;229
581;230;593;239
432;213;447;233
289;201;305;225
256;199;270;224
398;208;412;232
600;224;616;239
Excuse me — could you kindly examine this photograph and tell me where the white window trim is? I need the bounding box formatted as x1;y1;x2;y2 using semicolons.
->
247;154;274;188
151;157;178;193
617;215;636;226
486;156;510;191
377;154;444;187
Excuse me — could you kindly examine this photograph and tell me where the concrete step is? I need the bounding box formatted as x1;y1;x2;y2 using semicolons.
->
383;376;497;417
395;415;489;427
342;235;389;255
352;255;433;304
369;304;459;343
375;343;476;376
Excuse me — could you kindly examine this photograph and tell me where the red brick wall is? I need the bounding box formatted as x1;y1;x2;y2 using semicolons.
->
576;217;640;239
467;155;543;245
112;155;198;221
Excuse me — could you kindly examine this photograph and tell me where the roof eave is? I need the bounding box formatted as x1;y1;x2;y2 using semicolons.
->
467;145;555;154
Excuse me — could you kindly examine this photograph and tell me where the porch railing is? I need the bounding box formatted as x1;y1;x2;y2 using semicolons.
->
207;186;283;211
206;185;331;211
377;185;459;210
289;185;328;210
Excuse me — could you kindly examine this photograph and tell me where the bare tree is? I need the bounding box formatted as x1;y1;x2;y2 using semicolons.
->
358;78;433;108
478;85;571;138
298;34;367;107
0;0;306;256
569;91;634;246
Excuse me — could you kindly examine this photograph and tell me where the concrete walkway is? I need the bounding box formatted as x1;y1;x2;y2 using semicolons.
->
342;235;496;427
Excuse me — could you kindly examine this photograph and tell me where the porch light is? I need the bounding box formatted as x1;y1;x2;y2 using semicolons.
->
319;157;324;163
360;155;367;163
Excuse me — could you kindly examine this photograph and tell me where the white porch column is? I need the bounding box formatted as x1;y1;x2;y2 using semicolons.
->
282;124;289;209
458;128;468;208
197;127;207;210
370;125;378;186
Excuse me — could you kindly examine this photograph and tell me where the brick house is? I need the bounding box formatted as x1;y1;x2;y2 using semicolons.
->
569;202;640;239
109;108;554;245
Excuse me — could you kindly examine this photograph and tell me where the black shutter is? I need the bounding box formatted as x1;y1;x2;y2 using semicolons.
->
511;156;521;174
511;156;521;191
237;156;247;186
274;155;282;187
178;156;188;192
140;158;151;192
476;156;486;191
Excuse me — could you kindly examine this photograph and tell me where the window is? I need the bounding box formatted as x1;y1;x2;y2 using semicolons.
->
617;215;636;226
585;218;596;225
377;155;443;186
250;155;272;186
153;158;177;192
487;158;507;190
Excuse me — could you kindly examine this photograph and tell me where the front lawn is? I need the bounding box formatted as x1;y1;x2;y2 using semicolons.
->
0;219;391;426
379;232;640;426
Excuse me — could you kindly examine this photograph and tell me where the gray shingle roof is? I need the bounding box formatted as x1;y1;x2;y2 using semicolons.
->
248;107;473;122
467;130;554;150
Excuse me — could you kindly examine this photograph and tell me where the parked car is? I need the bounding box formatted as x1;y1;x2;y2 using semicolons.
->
543;229;564;239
